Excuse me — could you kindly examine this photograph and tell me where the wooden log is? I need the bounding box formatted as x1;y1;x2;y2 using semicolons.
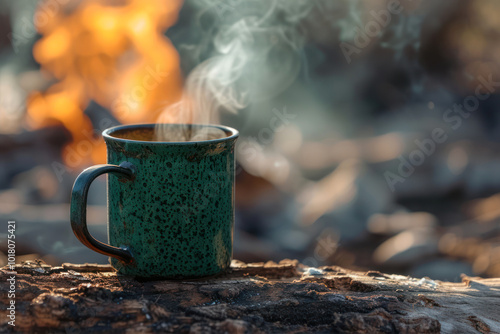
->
0;125;71;153
0;259;499;333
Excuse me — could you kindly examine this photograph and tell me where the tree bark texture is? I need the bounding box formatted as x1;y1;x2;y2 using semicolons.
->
0;260;499;333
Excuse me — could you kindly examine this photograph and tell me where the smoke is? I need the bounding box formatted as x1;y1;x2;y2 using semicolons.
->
154;0;453;142
155;0;315;141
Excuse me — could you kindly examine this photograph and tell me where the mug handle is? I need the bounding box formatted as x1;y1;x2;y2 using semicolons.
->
70;162;136;264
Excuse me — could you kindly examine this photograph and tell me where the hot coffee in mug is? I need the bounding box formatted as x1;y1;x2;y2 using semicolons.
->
70;123;238;278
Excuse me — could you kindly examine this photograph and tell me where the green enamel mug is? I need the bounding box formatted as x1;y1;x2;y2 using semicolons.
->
70;123;238;278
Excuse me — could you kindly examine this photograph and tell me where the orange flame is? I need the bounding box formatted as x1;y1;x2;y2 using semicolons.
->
27;0;184;167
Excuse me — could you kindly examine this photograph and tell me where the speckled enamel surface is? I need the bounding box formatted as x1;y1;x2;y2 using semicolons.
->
104;125;236;278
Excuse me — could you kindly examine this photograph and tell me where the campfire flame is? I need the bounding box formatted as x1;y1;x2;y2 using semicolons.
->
26;0;184;166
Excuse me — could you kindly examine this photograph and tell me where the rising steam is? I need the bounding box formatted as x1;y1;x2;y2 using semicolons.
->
155;0;314;141
154;0;438;142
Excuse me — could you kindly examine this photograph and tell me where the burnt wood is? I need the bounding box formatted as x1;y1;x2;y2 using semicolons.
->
1;260;499;333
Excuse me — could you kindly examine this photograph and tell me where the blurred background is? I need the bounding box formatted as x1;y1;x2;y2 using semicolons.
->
1;0;500;281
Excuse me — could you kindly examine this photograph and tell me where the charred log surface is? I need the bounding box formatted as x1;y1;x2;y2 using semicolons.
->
1;260;499;333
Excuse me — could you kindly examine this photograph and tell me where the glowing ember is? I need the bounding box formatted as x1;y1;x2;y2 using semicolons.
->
26;0;184;167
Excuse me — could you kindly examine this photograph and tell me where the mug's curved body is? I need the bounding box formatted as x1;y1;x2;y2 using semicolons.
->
70;124;238;278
